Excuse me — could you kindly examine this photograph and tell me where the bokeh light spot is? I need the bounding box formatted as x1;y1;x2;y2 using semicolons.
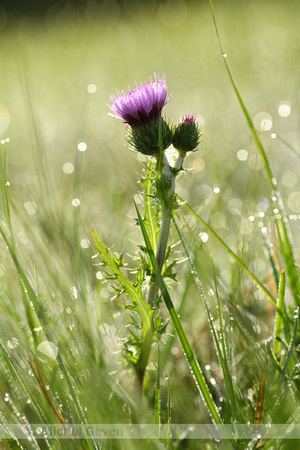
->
287;192;300;213
87;84;97;93
158;0;188;27
80;239;90;249
227;198;243;216
240;219;253;235
77;142;87;152
210;212;227;229
63;162;74;174
190;158;205;172
199;232;209;242
253;112;273;131
0;103;10;135
237;149;248;161
248;154;264;171
281;172;297;188
72;198;80;207
24;201;37;216
278;102;291;117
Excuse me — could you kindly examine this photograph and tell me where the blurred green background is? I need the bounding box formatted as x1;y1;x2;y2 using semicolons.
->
0;1;300;437
0;0;300;264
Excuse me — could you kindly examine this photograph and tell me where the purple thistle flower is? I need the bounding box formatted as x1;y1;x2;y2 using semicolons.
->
108;74;172;128
179;114;196;123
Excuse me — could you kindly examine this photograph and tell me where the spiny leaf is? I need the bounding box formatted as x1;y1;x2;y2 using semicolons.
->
92;229;155;382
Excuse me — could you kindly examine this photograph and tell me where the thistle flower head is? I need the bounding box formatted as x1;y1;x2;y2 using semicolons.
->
172;115;202;154
108;74;172;128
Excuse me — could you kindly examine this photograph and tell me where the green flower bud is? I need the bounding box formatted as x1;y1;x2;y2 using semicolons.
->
172;115;202;154
127;116;173;156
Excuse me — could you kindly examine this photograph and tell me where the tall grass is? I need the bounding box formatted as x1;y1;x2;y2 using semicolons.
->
0;1;299;448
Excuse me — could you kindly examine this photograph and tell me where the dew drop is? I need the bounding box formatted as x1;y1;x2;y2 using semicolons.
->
293;308;299;319
37;341;59;360
7;338;18;349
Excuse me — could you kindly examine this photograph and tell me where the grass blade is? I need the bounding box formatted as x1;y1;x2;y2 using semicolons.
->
154;343;161;427
209;0;300;307
273;270;286;359
179;197;276;305
173;217;240;422
254;372;266;425
280;307;299;385
133;197;222;424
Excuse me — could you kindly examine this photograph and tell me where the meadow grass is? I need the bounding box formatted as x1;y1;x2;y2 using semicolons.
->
0;1;300;448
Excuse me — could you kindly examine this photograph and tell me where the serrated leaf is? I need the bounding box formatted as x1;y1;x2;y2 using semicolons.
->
112;252;124;267
92;229;155;382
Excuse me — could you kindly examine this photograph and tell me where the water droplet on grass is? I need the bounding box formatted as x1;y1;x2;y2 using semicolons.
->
37;341;58;360
7;338;18;349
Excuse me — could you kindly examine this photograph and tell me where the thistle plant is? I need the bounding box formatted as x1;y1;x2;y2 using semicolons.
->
99;73;224;423
108;75;202;307
108;74;201;307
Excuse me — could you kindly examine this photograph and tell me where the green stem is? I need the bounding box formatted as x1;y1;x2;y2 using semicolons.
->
134;198;222;424
146;154;183;305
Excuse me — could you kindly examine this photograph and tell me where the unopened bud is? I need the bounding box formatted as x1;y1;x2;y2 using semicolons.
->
172;115;202;154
